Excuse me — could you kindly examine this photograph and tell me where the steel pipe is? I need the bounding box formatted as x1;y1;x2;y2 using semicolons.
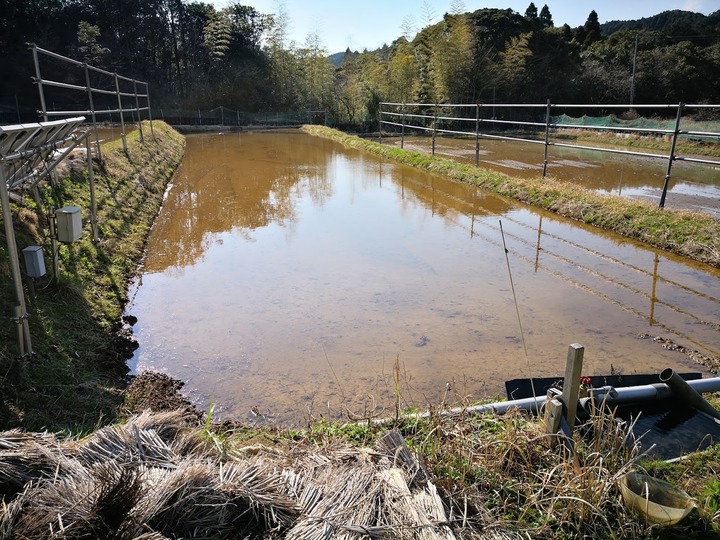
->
660;368;720;420
372;375;720;425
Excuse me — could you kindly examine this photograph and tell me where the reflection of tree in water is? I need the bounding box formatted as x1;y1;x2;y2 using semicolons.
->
143;132;334;272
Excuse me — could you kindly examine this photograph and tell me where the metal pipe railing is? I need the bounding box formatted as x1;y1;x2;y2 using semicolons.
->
27;42;152;154
379;100;720;210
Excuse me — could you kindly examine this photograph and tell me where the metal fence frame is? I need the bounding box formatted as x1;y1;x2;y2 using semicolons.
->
27;42;154;154
379;101;720;209
153;106;328;128
0;117;93;356
0;45;152;356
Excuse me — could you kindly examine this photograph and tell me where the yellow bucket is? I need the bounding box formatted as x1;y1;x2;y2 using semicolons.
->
619;472;696;526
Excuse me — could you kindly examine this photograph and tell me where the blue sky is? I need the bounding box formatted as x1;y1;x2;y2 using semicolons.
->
213;0;718;53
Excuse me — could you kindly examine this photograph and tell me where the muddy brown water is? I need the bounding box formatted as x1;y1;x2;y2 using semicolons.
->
387;135;720;217
126;130;720;425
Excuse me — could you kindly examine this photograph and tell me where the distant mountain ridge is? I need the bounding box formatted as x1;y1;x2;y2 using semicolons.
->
601;9;720;37
330;9;720;64
328;51;345;67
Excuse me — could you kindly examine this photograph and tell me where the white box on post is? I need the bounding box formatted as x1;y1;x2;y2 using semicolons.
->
22;245;46;277
56;206;82;242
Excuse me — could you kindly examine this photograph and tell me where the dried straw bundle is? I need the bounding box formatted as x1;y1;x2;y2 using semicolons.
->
0;409;535;538
4;458;141;537
76;424;179;468
0;434;66;497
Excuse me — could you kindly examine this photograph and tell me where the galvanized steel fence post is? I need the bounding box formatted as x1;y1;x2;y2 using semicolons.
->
432;103;438;156
29;43;48;122
542;99;551;177
144;82;155;139
114;72;127;153
83;63;103;161
475;103;481;166
0;162;33;355
133;79;144;143
86;133;99;243
659;102;684;209
378;102;382;143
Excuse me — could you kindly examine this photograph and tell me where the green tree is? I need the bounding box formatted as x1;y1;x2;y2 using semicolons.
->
576;32;634;103
76;21;110;65
431;14;475;103
525;3;538;20
203;10;232;62
387;38;416;103
336;49;387;125
468;8;527;53
501;29;581;101
265;4;300;109
539;5;553;28
583;10;602;48
297;31;334;110
635;40;702;103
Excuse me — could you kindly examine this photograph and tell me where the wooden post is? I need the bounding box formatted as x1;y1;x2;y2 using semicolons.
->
561;343;584;431
544;396;563;436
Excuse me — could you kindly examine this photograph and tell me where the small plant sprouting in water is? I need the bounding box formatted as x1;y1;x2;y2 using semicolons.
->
393;354;401;420
201;399;226;458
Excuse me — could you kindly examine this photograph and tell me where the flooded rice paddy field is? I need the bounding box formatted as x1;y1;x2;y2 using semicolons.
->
386;135;720;217
127;130;720;424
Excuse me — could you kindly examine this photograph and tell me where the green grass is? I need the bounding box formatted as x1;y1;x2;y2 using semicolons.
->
0;121;185;432
303;125;720;269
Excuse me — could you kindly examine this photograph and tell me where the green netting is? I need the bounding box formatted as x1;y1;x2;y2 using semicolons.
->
552;113;720;135
552;113;674;130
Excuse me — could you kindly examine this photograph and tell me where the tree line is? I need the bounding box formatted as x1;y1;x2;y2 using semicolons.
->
1;1;719;126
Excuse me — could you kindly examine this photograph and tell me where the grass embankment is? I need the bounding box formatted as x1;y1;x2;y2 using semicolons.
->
302;125;720;269
0;121;184;432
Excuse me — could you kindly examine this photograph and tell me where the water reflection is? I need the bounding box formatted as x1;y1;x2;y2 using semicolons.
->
128;131;720;425
144;131;334;272
389;136;720;216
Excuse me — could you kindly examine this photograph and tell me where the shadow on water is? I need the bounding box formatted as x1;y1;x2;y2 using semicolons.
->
127;130;720;425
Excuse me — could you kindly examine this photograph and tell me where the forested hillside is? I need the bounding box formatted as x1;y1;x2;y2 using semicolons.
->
1;1;719;125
